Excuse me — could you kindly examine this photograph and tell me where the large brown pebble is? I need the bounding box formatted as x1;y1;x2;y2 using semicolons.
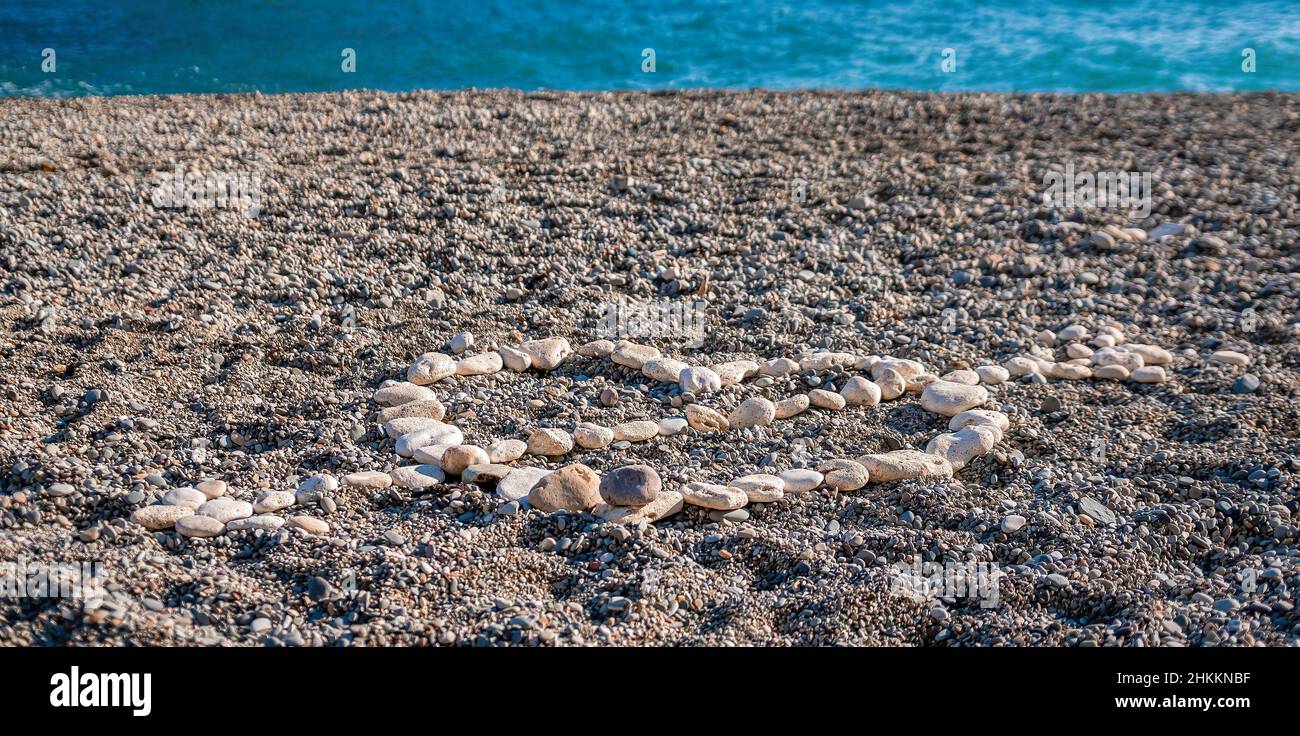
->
528;463;602;513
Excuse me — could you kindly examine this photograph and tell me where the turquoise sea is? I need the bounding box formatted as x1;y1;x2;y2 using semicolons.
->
2;0;1298;96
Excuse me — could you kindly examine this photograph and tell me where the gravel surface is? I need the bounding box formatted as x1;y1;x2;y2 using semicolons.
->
0;89;1297;647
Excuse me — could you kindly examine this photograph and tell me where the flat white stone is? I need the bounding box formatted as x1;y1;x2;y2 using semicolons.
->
1123;343;1172;366
595;490;684;525
1092;348;1143;372
712;360;759;387
497;466;551;502
925;427;997;471
388;464;446;490
343;470;392;489
857;450;954;482
374;382;437;407
611;341;660;369
226;515;285;532
377;399;445;423
777;469;823;493
871;357;926;381
799;352;857;372
487;439;527;463
774;394;809;419
498;346;532;372
1210;350;1249;367
940;369;980;385
758;357;800;377
522;337;573;370
196;498;253;524
131;505;193;530
383;416;450;439
949;409;1010;440
1131;366;1167;383
176;515;225;538
728;397;775;428
613;420;658;442
679;366;722;394
253;491;295;513
840;376;881;406
730;474;785;503
658;417;688;435
528;428;574;456
642;357;688;383
685;404;728;432
920;380;989;417
578;339;614;357
574;423;615;449
1093;364;1130;380
407;352;456;385
681;482;748;510
455;351;504;376
818;459;869;490
162;487;207;509
395;423;464;456
808;389;845;410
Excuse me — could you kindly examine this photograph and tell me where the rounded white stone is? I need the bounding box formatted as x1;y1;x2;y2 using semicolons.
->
253;491;295;513
975;365;1010;384
455;351;504;376
774;394;809;419
777;469;824;493
730;474;785;503
395;423;464;456
162;487;207;510
528;428;574;456
940;369;980;385
407;352;456;385
498;346;532;372
657;417;688;436
176;515;225;538
679;366;722;394
808;389;846;410
681;482;748;510
521;337;573;370
487;439;527;463
925;426;997;471
226;515;285;532
611;341;660;369
388;464;446;490
343;470;393;488
920;381;989;417
374;382;437;407
131;504;193;531
875;367;906;400
613;420;658;442
758;357;800;377
642;357;688;383
196;498;254;524
574;423;615;449
728;397;776;428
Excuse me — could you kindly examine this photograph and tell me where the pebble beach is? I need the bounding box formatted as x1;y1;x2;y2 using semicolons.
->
0;89;1296;646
